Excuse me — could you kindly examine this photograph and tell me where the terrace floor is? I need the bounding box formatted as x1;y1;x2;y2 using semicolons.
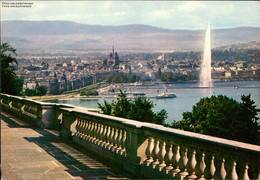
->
1;112;132;180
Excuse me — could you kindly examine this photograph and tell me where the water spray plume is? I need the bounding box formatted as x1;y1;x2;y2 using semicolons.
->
199;22;212;87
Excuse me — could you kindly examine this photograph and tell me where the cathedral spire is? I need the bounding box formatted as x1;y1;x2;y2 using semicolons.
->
112;45;114;56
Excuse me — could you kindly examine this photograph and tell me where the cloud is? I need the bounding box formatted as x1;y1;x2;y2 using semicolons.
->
104;1;112;9
178;1;206;12
113;11;127;17
34;2;48;9
149;10;170;18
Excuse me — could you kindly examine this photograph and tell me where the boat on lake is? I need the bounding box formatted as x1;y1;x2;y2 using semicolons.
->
155;92;176;99
133;92;146;97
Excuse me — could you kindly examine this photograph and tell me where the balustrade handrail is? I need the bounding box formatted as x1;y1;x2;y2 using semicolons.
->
61;106;259;153
142;123;259;153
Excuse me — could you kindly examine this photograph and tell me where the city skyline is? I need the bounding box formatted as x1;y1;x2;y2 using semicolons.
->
1;1;260;30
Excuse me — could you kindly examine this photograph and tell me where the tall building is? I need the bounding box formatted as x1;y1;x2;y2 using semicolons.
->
107;45;120;69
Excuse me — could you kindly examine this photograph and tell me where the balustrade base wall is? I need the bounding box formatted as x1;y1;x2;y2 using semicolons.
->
140;165;172;179
2;106;38;127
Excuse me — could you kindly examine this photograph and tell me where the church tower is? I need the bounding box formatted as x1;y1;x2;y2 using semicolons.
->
112;45;115;56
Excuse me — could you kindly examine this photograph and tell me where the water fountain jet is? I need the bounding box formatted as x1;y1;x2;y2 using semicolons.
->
199;22;212;87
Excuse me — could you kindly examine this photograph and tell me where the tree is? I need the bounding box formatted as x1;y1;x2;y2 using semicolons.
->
24;85;48;96
107;72;140;83
35;85;47;96
171;95;259;145
1;42;23;95
80;90;99;96
157;68;162;79
98;90;167;125
24;88;36;96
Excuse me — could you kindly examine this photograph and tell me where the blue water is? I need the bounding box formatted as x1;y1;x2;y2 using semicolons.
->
47;81;260;123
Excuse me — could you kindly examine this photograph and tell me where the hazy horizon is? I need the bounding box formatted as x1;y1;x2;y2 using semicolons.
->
1;1;259;30
2;19;260;31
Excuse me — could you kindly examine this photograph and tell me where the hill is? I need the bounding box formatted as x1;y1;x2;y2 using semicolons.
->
2;20;260;52
214;41;260;50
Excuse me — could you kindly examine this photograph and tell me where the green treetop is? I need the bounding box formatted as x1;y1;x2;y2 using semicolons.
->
1;42;23;95
171;94;259;145
98;90;167;125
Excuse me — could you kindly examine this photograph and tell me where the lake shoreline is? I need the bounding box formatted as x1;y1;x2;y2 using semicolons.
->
41;81;259;123
30;80;260;101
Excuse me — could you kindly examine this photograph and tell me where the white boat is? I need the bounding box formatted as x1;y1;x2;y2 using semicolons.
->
155;92;176;99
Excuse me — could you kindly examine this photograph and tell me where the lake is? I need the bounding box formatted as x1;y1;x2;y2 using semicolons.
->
47;81;260;124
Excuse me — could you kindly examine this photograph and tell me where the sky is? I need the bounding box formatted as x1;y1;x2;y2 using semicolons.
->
1;1;260;30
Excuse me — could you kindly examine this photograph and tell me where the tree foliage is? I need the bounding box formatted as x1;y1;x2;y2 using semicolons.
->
24;85;47;96
1;42;23;95
160;72;197;82
171;95;259;144
98;90;167;125
167;49;260;63
107;72;140;83
80;90;99;96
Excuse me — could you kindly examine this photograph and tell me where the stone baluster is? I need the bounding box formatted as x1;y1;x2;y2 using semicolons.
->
164;142;173;174
220;158;227;180
112;128;118;152
108;127;114;150
209;155;216;179
82;120;89;140
105;126;111;149
78;118;84;138
81;119;86;139
187;149;197;179
144;137;154;166
100;124;107;147
179;147;189;179
222;158;238;180
97;123;103;145
240;163;250;180
151;138;160;168
119;130;126;156
94;122;100;143
92;122;98;143
85;120;92;141
80;119;86;138
100;124;105;145
75;118;80;137
97;123;103;144
157;140;166;171
196;152;206;180
21;104;25;115
115;128;122;153
230;161;238;180
169;145;181;177
79;119;85;138
89;121;95;142
93;122;98;143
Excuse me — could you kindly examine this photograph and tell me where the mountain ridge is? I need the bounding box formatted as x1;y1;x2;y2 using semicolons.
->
2;20;260;51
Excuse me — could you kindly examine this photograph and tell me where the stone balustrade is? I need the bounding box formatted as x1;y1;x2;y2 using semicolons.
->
1;94;76;129
140;124;260;179
1;93;259;179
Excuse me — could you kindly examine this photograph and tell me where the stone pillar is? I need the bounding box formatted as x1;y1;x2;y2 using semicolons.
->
123;121;147;176
39;103;57;129
59;108;77;140
54;104;76;130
